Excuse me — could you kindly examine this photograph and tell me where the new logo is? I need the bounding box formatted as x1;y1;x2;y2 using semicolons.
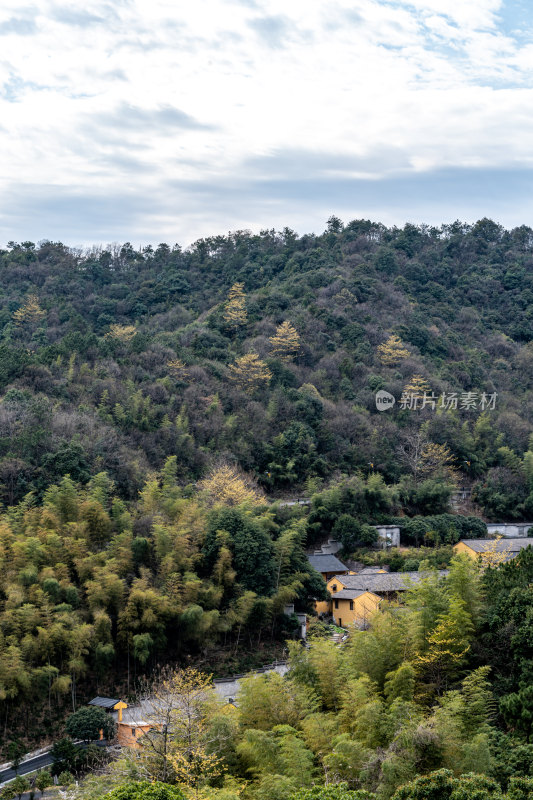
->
375;390;395;412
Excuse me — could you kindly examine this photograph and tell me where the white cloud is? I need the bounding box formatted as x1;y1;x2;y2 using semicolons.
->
1;0;533;244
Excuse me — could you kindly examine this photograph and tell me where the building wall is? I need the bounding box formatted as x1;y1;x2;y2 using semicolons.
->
326;576;346;594
453;542;477;559
332;592;381;627
374;526;401;548
316;577;381;626
315;598;330;615
117;722;153;748
486;523;532;537
314;575;345;613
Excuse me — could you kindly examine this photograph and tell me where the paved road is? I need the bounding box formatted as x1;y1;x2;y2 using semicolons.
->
0;661;289;785
0;741;107;786
213;661;288;703
0;751;54;784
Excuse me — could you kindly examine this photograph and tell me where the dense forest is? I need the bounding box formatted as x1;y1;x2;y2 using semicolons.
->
1;219;533;516
1;218;533;759
27;550;533;800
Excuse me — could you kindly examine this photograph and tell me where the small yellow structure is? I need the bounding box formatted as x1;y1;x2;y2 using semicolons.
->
316;574;381;628
454;538;533;563
221;699;239;714
315;568;450;626
331;589;381;628
114;701;128;722
116;719;154;748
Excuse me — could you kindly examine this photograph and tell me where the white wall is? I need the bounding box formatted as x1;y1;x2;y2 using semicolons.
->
373;526;401;548
486;523;532;538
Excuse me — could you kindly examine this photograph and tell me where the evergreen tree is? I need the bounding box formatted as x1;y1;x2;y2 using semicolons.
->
378;334;410;366
228;352;272;393
269;321;301;362
224;282;247;329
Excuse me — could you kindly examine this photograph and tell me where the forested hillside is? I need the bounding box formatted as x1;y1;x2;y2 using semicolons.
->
28;551;533;800
1;217;533;747
1;218;533;516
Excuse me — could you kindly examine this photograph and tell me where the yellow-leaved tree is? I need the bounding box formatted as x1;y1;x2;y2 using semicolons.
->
377;334;410;366
478;535;513;570
199;463;265;507
403;374;430;396
228;352;272;394
420;442;457;481
12;294;45;328
269;321;301;362
224;282;247;330
399;431;457;485
166;358;189;381
135;667;224;789
105;324;137;342
415;598;474;692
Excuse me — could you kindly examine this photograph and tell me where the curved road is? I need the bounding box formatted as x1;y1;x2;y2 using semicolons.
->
0;741;107;786
0;662;288;786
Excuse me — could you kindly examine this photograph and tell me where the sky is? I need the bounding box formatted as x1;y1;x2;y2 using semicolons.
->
2;0;533;247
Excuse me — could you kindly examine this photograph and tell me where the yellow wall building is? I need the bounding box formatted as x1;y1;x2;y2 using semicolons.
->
454;541;481;559
315;568;451;627
316;574;381;627
454;538;533;562
330;589;381;628
116;720;154;748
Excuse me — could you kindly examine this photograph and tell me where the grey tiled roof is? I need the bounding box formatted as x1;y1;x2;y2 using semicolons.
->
359;566;390;573
308;554;348;573
334;570;448;593
112;697;158;726
458;538;533;553
333;589;375;600
89;696;120;709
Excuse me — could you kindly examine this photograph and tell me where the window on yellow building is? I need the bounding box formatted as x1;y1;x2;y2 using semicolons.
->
349;600;354;610
334;599;339;609
332;584;337;592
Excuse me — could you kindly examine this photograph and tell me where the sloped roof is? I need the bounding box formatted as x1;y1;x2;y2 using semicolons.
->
308;553;348;573
458;538;533;553
333;589;380;600
333;570;448;593
359;566;390;573
89;696;120;709
113;697;157;726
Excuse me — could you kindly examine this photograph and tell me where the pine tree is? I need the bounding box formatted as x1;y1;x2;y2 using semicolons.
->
228;352;272;394
199;463;264;507
167;358;189;380
378;334;410;366
269;321;301;362
224;282;247;329
403;374;430;396
105;324;137;342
